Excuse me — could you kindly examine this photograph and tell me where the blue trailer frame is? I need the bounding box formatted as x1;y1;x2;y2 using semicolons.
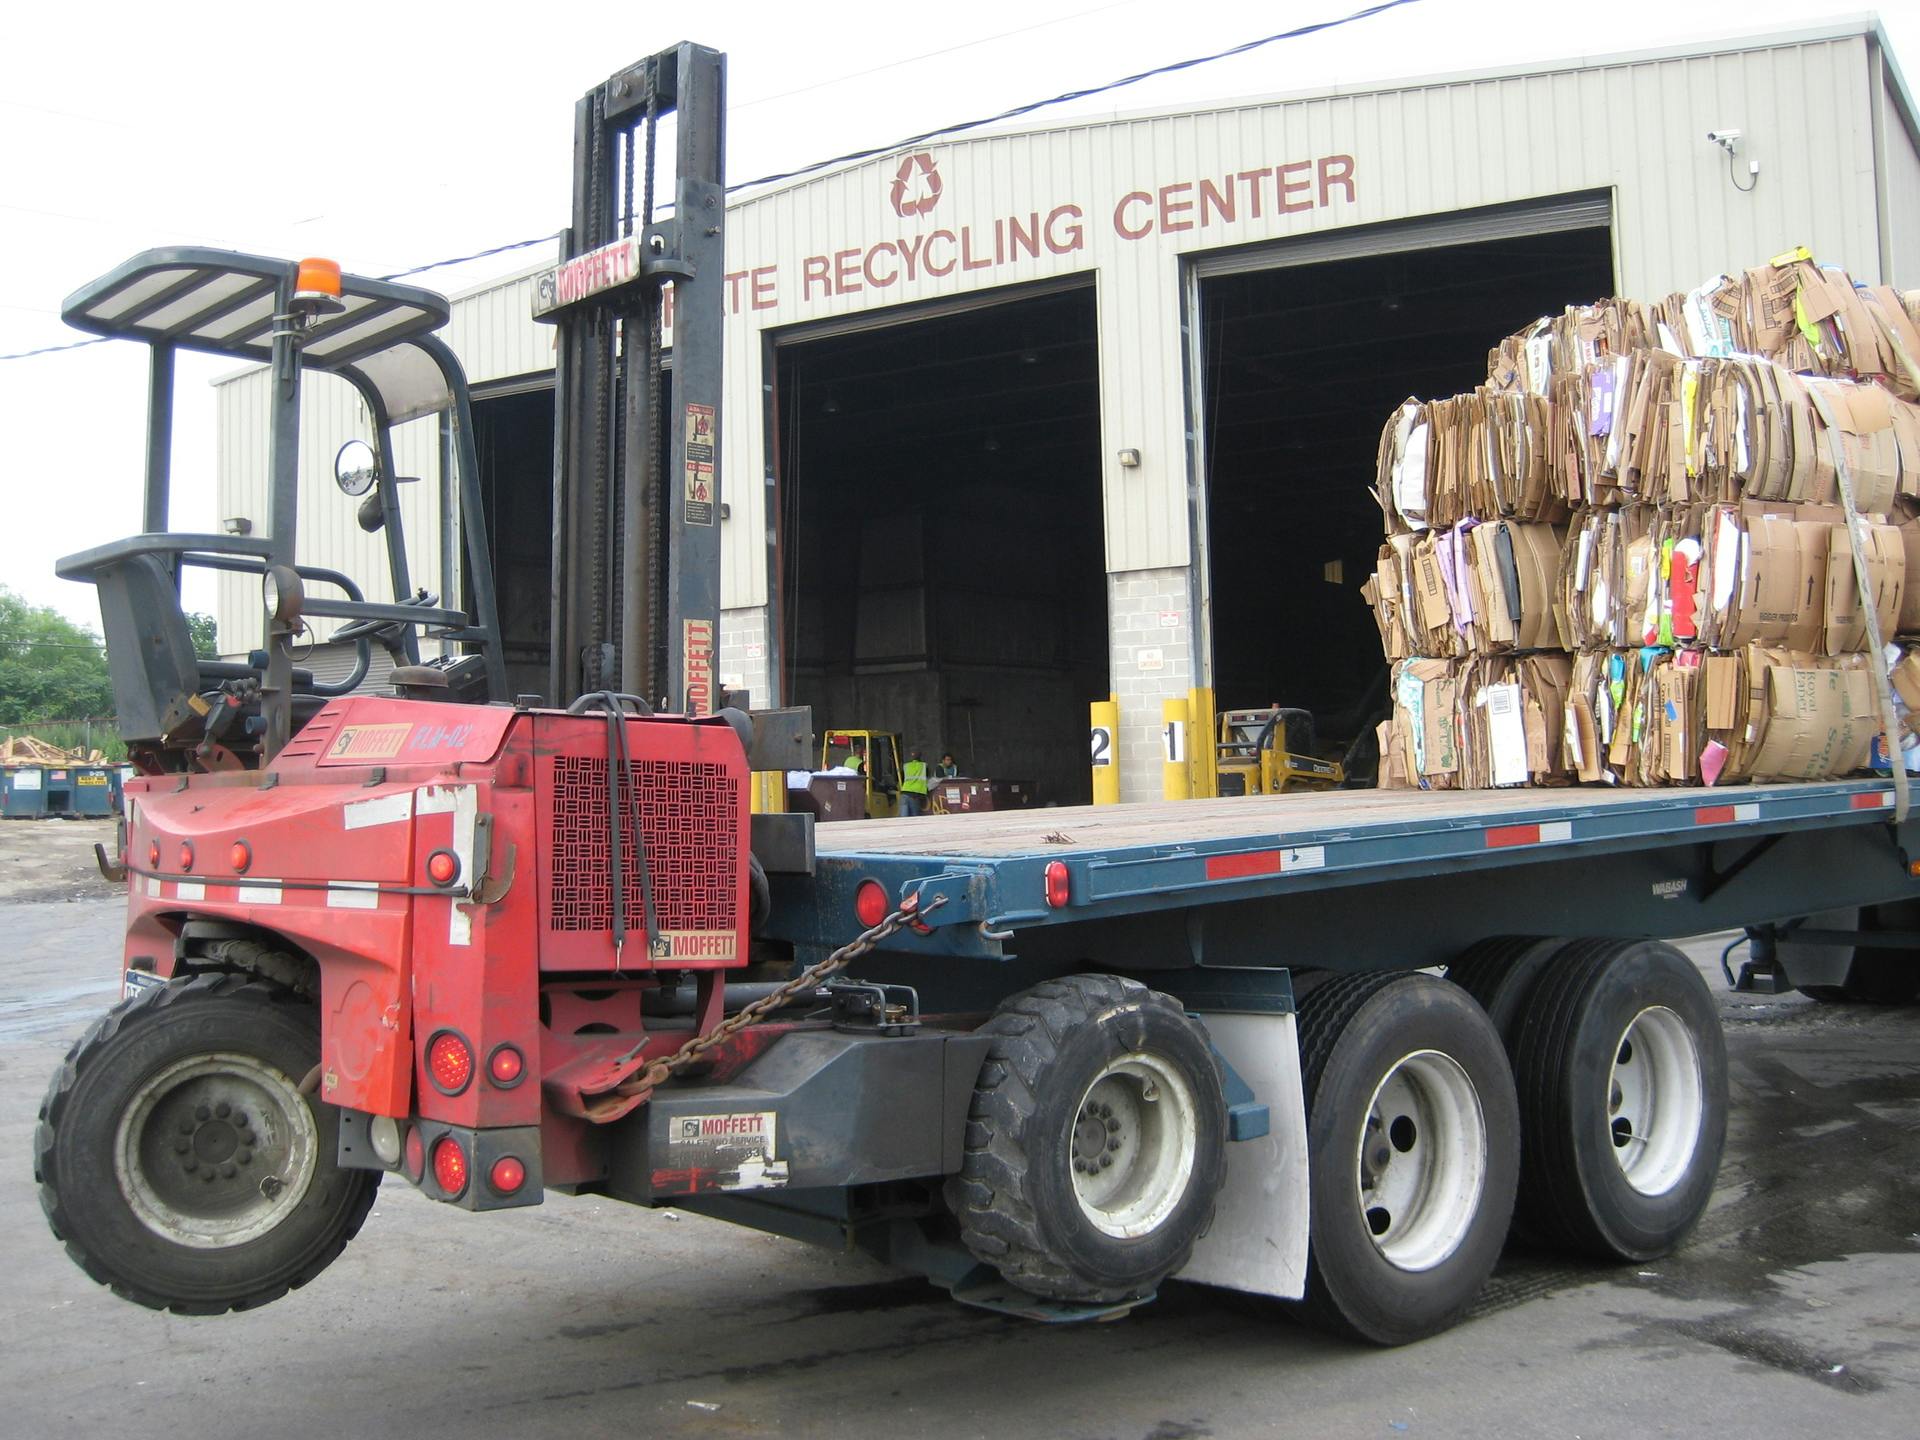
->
766;779;1916;986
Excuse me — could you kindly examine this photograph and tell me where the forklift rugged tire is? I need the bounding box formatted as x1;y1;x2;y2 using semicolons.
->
36;973;378;1314
1294;971;1519;1346
1511;939;1727;1262
1792;904;1920;1005
946;974;1227;1303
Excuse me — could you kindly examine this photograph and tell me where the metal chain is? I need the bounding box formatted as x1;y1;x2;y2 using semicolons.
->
614;894;946;1097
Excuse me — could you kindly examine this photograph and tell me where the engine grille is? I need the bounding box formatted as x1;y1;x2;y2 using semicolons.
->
549;755;737;933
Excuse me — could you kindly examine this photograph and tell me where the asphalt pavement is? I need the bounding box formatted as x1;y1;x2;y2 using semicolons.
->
3;892;1917;1439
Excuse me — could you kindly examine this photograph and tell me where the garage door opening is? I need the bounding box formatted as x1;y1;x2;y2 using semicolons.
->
775;285;1106;806
469;385;556;699
1196;221;1614;774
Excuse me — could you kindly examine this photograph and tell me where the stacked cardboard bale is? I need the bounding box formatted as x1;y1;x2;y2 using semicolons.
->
1364;249;1920;790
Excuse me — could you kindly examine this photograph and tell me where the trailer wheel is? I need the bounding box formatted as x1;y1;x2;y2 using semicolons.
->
1511;939;1727;1261
1293;972;1518;1345
1445;937;1570;1048
946;974;1227;1302
36;973;378;1315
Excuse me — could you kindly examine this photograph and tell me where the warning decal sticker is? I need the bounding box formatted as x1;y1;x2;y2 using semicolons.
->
327;723;412;761
684;402;716;526
666;1110;789;1191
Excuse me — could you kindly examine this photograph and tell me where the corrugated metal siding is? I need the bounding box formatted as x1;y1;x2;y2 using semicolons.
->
444;269;557;387
217;30;1899;633
214;367;441;653
1881;73;1920;286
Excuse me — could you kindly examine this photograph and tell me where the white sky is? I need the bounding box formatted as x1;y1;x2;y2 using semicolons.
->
1;0;1914;628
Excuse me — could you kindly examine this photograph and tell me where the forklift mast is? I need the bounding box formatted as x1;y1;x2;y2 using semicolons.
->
535;43;727;714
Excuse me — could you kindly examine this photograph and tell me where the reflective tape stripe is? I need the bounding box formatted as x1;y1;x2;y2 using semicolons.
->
1485;820;1572;848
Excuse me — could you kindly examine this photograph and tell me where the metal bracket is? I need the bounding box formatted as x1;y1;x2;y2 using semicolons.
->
823;978;920;1036
899;869;987;927
93;843;127;883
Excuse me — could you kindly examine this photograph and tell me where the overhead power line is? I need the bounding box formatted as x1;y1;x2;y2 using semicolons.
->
2;0;1422;356
730;0;1425;191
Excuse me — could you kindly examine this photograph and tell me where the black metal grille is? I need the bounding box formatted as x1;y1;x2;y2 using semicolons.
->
550;755;736;932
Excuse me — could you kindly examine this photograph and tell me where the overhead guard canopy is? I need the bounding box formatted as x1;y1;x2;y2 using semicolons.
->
61;246;459;423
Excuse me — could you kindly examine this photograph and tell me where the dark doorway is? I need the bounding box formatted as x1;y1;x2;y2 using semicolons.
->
469;386;554;699
1198;225;1615;755
775;286;1107;805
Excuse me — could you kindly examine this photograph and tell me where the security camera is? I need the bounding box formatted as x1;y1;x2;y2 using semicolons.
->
1707;129;1742;152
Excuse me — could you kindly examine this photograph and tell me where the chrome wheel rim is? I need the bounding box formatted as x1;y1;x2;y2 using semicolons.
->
1607;1006;1703;1197
115;1051;318;1248
1355;1049;1487;1272
1069;1054;1198;1239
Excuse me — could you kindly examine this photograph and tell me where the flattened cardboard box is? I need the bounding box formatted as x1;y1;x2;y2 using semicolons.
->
1747;666;1878;780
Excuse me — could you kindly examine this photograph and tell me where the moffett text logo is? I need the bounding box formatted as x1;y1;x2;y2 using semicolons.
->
890;152;942;218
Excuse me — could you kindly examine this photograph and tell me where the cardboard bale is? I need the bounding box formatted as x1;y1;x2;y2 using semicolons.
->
1745;664;1879;780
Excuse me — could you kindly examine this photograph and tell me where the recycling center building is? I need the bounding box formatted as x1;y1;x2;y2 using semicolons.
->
214;18;1920;803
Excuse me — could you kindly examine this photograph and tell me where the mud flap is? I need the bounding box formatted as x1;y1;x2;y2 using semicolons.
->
1176;1011;1310;1300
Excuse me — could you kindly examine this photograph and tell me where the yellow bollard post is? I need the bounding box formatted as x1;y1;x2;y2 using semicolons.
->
1089;696;1121;805
749;771;787;814
1161;696;1191;801
1187;686;1217;800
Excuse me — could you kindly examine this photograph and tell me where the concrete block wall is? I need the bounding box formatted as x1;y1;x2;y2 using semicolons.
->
719;606;773;711
1106;566;1196;803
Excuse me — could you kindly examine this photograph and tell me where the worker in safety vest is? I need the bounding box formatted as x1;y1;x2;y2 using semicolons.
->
900;749;930;816
935;751;959;778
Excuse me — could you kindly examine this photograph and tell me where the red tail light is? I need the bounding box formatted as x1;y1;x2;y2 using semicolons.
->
229;841;251;873
432;1136;469;1197
855;880;888;928
148;841;160;868
177;842;195;872
489;1156;527;1195
487;1044;525;1087
427;1032;474;1095
427;849;460;886
1044;860;1071;908
403;1126;425;1182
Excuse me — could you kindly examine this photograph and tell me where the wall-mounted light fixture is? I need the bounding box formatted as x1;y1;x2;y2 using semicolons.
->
1117;448;1141;468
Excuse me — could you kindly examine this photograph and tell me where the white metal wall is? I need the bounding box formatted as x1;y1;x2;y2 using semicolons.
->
1880;67;1920;287
213;368;441;654
214;24;1912;658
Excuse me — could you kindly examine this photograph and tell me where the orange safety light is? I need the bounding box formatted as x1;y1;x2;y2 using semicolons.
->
294;257;343;301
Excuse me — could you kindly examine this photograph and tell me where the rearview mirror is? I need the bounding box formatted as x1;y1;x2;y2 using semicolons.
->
333;439;378;497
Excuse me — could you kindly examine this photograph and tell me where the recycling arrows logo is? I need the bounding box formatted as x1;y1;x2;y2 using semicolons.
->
889;152;942;218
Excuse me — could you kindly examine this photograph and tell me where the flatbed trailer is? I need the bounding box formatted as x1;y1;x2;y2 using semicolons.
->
656;773;1915;1342
772;777;1913;973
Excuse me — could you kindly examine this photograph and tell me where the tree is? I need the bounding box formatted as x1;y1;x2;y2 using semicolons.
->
0;587;116;724
186;612;219;659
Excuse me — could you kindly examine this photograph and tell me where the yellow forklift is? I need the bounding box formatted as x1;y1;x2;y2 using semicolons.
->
821;729;903;819
1214;706;1344;796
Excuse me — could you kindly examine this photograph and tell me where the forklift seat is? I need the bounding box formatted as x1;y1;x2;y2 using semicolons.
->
90;552;318;748
92;553;203;745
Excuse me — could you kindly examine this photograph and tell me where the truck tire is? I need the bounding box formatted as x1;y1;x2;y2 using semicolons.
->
946;974;1227;1303
36;973;378;1314
1293;972;1519;1346
1445;937;1570;1048
1511;939;1727;1262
